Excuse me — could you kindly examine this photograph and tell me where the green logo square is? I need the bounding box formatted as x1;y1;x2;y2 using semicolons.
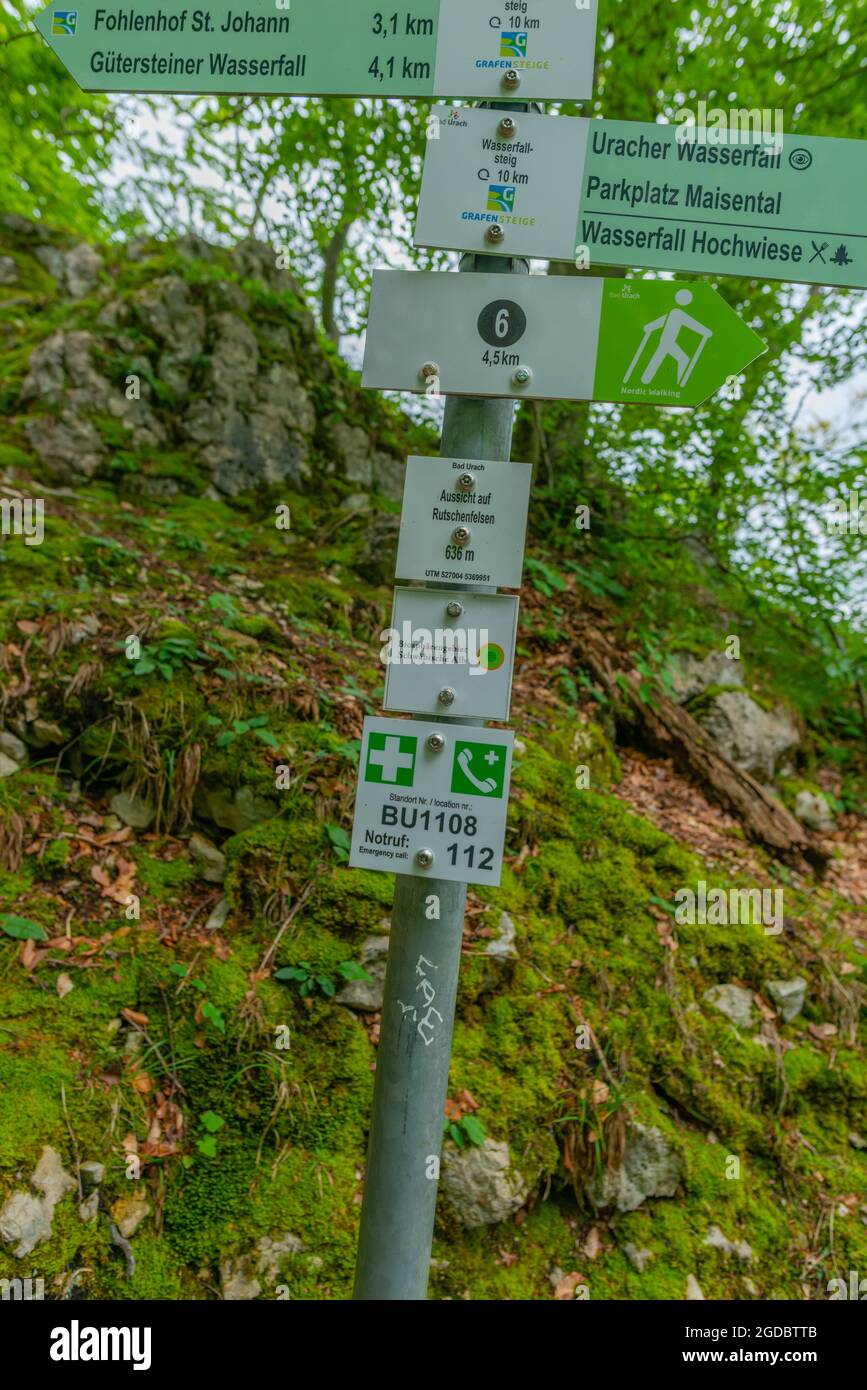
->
451;741;507;799
365;732;417;786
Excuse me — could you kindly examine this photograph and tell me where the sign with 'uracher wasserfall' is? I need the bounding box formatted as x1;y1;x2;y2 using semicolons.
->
415;108;867;289
34;0;599;99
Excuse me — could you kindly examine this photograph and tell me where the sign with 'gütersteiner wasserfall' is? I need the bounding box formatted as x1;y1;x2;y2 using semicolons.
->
415;108;867;289
34;0;599;99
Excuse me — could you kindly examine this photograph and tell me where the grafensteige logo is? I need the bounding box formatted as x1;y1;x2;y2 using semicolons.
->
500;32;528;60
487;184;517;214
52;9;77;34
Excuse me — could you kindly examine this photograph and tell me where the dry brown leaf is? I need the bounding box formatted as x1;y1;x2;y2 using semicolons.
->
56;973;74;998
554;1271;586;1300
122;1008;148;1028
133;1074;153;1094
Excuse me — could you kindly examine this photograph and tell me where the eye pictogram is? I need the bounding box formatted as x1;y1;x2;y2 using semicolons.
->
789;148;812;170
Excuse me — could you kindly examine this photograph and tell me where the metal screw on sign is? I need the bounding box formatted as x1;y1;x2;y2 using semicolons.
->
452;526;471;545
512;366;533;387
446;600;464;617
426;733;447;753
457;474;476;492
502;69;521;91
419;361;440;383
486;224;505;245
437;686;456;706
415;849;435;869
497;117;519;139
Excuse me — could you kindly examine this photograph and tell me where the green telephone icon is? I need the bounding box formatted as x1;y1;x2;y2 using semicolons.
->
451;741;507;799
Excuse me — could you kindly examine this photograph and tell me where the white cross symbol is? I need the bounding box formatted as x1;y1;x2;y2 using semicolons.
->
485;750;500;767
369;736;414;783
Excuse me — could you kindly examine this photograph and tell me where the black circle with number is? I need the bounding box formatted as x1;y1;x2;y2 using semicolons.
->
477;299;527;348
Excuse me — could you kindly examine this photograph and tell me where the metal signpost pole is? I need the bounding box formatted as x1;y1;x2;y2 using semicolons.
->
352;106;530;1302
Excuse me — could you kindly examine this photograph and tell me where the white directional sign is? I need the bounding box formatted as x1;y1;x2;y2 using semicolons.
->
349;716;514;885
415;106;867;289
396;456;532;588
383;588;519;721
35;0;598;100
363;270;766;407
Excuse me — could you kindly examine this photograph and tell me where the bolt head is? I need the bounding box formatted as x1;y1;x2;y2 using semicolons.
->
502;69;521;89
419;361;439;382
415;848;435;869
457;473;476;492
446;601;464;618
452;526;471;545
438;686;457;707
426;733;446;753
512;366;532;387
486;223;505;245
498;117;518;138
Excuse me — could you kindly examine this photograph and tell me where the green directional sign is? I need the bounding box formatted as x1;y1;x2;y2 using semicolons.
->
415;107;867;289
33;0;598;99
363;271;766;408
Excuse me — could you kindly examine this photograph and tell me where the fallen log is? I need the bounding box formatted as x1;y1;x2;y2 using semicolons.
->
574;623;829;872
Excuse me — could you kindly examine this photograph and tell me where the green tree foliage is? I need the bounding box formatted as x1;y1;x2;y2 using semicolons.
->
0;0;125;235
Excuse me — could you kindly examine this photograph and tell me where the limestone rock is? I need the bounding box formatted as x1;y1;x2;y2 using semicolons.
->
623;1242;654;1272
484;911;519;960
204;898;230;932
588;1123;682;1213
111;1190;150;1238
765;977;807;1023
195;783;278;833
336;936;389;1012
0;1192;51;1257
79;1192;100;1222
442;1139;531;1228
221;1231;304;1299
0;751;20;778
332;421;374;487
703;983;755;1029
0;255;18;285
695;691;799;781
0;1146;76;1257
188;832;226;884
0;729;28;764
110;791;156;830
354;511;400;584
704;1225;753;1261
794;790;834;832
686;1274;706;1300
79;1161;105;1190
669;650;744;704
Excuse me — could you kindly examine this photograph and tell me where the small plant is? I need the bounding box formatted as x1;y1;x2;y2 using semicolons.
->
124;636;205;682
196;1110;225;1159
0;914;46;941
274;960;372;998
326;824;351;861
445;1115;486;1149
205;713;279;750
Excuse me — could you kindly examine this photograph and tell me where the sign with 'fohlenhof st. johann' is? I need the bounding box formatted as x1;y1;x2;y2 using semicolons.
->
363;271;766;407
415;108;867;289
349;717;514;886
35;0;598;99
396;457;532;589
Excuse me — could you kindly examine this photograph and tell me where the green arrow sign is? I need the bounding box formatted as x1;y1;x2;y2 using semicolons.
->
415;108;867;289
33;0;598;99
362;271;766;408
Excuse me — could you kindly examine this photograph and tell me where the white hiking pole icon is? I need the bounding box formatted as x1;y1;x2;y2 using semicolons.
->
624;289;713;388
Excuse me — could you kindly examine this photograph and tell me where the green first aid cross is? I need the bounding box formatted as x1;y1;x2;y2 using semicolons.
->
364;732;417;786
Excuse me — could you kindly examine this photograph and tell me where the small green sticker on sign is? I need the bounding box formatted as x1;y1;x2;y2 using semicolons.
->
365;732;417;786
451;741;508;799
